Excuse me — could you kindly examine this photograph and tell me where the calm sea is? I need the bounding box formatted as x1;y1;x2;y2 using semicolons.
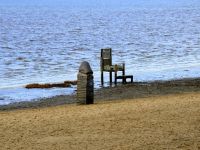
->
0;3;200;104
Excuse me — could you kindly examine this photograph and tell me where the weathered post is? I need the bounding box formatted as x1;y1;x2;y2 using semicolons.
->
77;61;94;104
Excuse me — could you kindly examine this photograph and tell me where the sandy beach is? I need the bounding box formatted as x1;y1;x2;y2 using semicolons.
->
0;83;200;149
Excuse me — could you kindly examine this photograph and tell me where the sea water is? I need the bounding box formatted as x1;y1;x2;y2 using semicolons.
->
0;2;200;104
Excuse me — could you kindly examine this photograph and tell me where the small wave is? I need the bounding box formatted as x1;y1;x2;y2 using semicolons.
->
0;84;26;90
1;46;13;50
16;57;26;61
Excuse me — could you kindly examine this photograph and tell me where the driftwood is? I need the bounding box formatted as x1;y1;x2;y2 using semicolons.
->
25;80;77;89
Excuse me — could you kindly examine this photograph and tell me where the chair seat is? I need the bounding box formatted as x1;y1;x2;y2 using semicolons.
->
103;64;124;71
103;65;114;71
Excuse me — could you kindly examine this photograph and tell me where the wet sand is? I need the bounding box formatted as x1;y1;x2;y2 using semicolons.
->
1;77;200;110
0;92;200;149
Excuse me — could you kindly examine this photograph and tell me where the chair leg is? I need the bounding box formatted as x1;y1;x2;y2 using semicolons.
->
123;63;125;76
123;76;126;84
109;71;112;84
115;71;117;84
101;71;104;85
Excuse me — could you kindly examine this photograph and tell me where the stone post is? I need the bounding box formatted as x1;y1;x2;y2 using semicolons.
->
77;61;94;104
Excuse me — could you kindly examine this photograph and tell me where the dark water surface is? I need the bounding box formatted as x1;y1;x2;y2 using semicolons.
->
0;4;200;104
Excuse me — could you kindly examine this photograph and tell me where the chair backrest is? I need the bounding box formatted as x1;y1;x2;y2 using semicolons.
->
101;48;112;70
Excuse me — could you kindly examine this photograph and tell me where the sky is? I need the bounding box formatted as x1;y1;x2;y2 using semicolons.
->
0;0;200;8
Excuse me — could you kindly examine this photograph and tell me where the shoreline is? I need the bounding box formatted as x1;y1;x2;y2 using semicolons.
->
1;77;200;111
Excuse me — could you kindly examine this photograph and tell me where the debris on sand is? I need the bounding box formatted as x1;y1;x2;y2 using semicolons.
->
25;80;77;89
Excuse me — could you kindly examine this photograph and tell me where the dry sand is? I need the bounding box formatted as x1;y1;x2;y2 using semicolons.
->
0;92;200;150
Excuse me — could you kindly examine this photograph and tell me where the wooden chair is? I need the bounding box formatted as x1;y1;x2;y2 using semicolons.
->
100;48;125;85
